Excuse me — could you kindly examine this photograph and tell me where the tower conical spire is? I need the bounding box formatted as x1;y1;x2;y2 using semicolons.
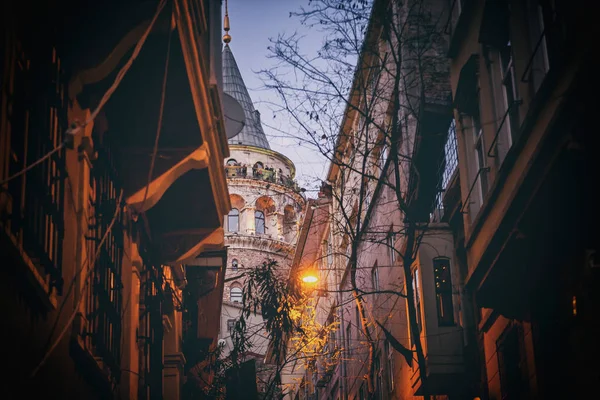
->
222;45;271;150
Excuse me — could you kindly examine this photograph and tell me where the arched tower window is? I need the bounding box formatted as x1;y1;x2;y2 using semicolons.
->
228;209;239;232
226;159;238;166
255;210;265;234
231;259;238;272
254;161;264;169
230;286;242;303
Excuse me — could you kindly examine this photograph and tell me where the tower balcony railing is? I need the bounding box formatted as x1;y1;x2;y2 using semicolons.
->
225;165;303;193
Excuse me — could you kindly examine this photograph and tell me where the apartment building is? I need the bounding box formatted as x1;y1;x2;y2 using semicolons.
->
287;0;475;398
445;0;599;399
0;1;232;399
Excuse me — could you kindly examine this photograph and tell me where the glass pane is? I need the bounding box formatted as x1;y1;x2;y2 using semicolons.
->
255;210;265;234
228;209;239;232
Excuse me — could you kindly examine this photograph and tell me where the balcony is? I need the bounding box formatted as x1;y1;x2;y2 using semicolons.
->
410;225;466;395
225;165;303;193
0;37;67;299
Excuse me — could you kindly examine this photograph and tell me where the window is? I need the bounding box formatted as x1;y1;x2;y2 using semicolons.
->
228;208;239;232
499;40;520;142
253;161;264;169
471;97;489;206
255;210;265;234
413;268;422;333
231;259;238;272
346;323;352;355
433;258;455;326
230;287;242;303
378;139;389;173
327;241;333;266
385;340;395;392
227;318;236;333
524;0;553;93
226;158;238;166
442;120;458;189
387;229;396;264
497;325;529;399
372;264;380;291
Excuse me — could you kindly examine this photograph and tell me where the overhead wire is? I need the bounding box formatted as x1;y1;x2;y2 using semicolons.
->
30;0;170;380
0;0;168;188
30;189;124;379
0;144;66;186
140;1;173;211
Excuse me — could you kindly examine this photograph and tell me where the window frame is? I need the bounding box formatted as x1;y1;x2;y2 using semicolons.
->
227;208;240;232
433;257;455;326
230;286;242;303
254;210;265;234
385;339;395;392
227;318;236;333
371;264;380;292
499;40;520;144
413;268;422;333
387;229;396;264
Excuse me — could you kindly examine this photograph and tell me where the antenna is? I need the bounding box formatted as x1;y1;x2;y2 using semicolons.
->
223;0;231;44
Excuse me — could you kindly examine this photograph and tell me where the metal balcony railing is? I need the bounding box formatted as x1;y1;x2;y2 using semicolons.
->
138;262;164;400
2;41;67;294
85;134;123;379
224;165;303;193
460;167;490;215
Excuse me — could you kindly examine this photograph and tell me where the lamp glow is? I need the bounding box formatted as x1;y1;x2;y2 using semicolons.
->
302;275;318;283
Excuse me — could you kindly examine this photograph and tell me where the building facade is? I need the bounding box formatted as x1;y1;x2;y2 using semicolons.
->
288;0;466;398
1;1;231;399
218;42;306;396
291;1;599;400
445;0;599;399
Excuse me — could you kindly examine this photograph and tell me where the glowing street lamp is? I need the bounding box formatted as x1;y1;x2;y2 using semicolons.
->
302;274;318;283
300;265;319;284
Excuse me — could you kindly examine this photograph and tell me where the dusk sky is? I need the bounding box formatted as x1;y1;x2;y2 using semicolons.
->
223;0;329;190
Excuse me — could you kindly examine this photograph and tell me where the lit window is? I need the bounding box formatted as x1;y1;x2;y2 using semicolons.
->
414;269;422;331
255;210;265;234
230;287;242;303
228;208;239;232
231;259;238;272
410;268;422;347
433;258;455;326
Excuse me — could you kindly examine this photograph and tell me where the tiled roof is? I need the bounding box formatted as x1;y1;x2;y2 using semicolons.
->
222;44;271;150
